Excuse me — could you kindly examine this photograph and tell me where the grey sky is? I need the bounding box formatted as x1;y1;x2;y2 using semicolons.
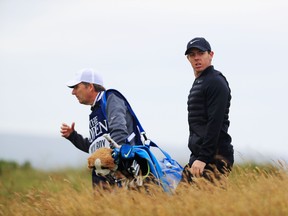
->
1;0;288;167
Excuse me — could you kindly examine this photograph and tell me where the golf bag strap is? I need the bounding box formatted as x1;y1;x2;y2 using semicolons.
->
101;89;146;137
148;140;173;162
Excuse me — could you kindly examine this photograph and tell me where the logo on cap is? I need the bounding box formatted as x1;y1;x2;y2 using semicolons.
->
190;39;200;45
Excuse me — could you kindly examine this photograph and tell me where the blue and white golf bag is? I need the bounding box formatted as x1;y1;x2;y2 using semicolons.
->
102;89;184;193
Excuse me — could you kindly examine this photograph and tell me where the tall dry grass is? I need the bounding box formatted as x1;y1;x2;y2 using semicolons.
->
1;161;288;216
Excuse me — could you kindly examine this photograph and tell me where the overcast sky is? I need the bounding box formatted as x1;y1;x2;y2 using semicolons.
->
1;0;288;168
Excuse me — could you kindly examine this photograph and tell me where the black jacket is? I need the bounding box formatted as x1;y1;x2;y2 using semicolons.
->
187;66;234;165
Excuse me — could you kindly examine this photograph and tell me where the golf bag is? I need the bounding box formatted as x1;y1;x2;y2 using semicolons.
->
102;89;184;192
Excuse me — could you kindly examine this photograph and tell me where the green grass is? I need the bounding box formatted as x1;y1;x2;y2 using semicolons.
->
0;160;90;197
1;159;288;216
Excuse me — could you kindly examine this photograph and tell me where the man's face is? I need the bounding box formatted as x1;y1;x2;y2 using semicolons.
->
187;48;214;74
71;83;93;105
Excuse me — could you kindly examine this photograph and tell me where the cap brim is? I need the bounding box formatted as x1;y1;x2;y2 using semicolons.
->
66;80;81;88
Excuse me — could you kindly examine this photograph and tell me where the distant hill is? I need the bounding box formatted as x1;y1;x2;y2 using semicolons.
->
0;133;285;170
0;133;190;170
0;133;88;170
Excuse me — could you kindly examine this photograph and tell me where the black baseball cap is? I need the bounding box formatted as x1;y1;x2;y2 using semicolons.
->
185;37;211;55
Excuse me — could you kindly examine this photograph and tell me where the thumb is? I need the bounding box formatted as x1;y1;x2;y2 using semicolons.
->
71;122;75;131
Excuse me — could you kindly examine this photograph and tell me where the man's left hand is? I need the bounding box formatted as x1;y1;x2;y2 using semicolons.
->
189;160;206;177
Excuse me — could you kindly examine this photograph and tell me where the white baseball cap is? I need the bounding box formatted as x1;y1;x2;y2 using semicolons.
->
66;68;104;88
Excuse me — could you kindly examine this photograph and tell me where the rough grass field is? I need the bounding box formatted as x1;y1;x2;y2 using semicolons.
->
1;160;288;216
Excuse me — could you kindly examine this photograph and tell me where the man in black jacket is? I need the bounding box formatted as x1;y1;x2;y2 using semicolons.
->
184;37;234;180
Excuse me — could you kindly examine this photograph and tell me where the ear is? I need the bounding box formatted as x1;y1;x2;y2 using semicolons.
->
209;51;214;57
88;83;94;91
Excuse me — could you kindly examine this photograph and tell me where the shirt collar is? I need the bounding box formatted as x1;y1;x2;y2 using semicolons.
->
91;91;104;110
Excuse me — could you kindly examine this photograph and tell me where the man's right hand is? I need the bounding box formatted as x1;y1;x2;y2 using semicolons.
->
60;122;75;138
